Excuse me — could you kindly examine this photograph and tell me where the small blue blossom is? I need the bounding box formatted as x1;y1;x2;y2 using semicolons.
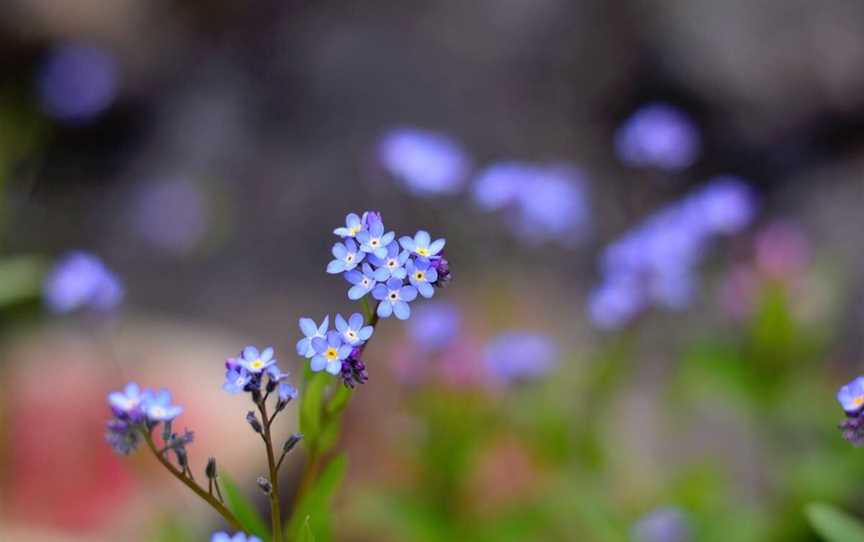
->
326;238;365;274
632;507;691;542
345;263;387;300
372;278;418;320
838;376;864;414
223;366;252;394
266;365;290;383
471;162;529;211
399;230;445;259
143;389;183;422
407;302;461;351
406;258;438;298
310;331;352;375
278;382;298;403
484;332;558;382
333;213;366;238
37;42;118;122
377;127;470;197
615;103;701;172
356;218;395;259
105;419;139;455
43;251;124;313
238;345;276;374
368;241;409;280
335;313;374;346
211;533;263;542
297;316;329;358
108;382;145;419
692;176;757;235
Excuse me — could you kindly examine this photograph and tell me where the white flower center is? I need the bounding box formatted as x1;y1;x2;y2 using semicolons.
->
370;238;380;247
388;291;399;301
362;278;370;287
387;259;397;268
346;253;354;263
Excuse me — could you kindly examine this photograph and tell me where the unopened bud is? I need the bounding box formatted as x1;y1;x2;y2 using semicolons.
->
256;476;272;494
282;433;302;454
174;447;188;469
206;457;217;479
246;411;263;434
162;420;173;442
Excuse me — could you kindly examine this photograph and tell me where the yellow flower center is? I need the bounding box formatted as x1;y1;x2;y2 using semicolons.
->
854;396;864;408
250;359;264;370
325;347;339;360
417;248;430;257
349;225;361;235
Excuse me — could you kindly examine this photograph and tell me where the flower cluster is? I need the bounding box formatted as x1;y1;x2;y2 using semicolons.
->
838;376;864;446
588;177;757;329
104;382;185;456
223;345;298;410
305;211;450;386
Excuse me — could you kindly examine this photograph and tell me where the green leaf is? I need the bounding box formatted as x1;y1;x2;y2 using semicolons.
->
325;385;352;417
286;454;348;542
300;371;329;447
0;256;46;308
221;475;270;540
806;502;864;542
298;516;316;542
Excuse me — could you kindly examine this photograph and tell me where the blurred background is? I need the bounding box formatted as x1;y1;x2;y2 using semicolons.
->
1;0;864;540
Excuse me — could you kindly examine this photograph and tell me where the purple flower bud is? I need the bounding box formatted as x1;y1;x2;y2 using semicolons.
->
246;411;262;434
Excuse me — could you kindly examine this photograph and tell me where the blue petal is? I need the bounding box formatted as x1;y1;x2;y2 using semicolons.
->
310;355;326;372
349;284;368;300
392;267;407;280
373;246;388;259
332;243;347;259
327;260;346;274
415;230;431;247
358;326;374;340
426;267;439;282
345;238;358;252
393;300;411;320
380;232;395;246
299;318;317;337
373;266;389;282
344;270;362;285
349;313;364;329
386;277;403;290
399;236;415;251
428;238;446;255
377;301;393;318
370;221;384;237
372;284;388;300
335;313;348;332
418;281;435;298
356;231;371;245
326;330;342;347
400;285;418;301
242;346;259;360
346;213;361;228
312;337;328;353
318;315;330;334
337;345;353;359
260;347;274;362
333;227;350;236
325;359;342;375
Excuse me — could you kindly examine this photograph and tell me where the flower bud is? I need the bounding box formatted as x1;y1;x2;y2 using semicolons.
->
161;420;173;442
282;433;302;454
246;411;263;434
256;476;272;494
206;457;217;479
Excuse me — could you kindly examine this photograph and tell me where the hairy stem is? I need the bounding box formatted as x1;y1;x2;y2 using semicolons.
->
258;400;283;542
142;431;242;531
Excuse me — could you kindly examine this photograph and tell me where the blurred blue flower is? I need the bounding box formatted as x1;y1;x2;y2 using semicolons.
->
108;382;145;420
297;316;329;358
691;176;757;235
407;302;461;351
373;277;418;320
211;533;262;542
333;212;366;238
37;42;118;122
632;507;691;542
399;230;446;259
345;263;386;300
327;238;365;274
472;162;531;211
378;128;470;196
368;241;409;280
311;331;352;375
223;366;252;394
238;346;276;374
356;218;395;259
838;376;864;414
406;258;438;298
278;382;298;403
143;390;183;422
105;419;139;455
587;278;644;330
335;313;374;346
484;332;558;382
615;103;701;171
128;178;209;254
43;251;124;313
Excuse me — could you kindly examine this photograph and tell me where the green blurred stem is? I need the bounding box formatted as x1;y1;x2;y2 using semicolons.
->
142;430;242;531
257;398;284;542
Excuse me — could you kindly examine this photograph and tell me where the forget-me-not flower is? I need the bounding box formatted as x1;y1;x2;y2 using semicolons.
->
615;103;701;172
211;533;263;542
327;238;365;274
108;382;145;419
37;42;118;122
356;218;395;259
237;346;276;374
373;278;418;320
399;230;445;259
278;382;298;403
43;251;124;313
105;419;139;455
406;258;438;298
297;316;329;358
333;213;366;238
311;331;352;375
223;366;252;394
143;389;183;422
838;376;864;415
345;263;386;300
377;127;469;197
408;302;461;351
368;241;409;280
335;313;374;346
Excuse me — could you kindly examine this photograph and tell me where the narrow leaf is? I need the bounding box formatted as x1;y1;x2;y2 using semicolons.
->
287;454;348;542
298;516;316;542
300;371;328;446
806;502;864;542
221;475;270;540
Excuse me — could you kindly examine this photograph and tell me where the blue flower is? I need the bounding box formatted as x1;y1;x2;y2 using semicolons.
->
471;162;530;211
108;382;145;419
483;332;558;382
296;316;329;358
326;238;365;274
615;103;701;172
105;419;139;455
211;533;263;542
632;507;691;542
333;213;366;238
377;127;469;197
37;42;118;122
142;389;183;422
408;302;461;351
838;376;864;414
238;345;276;374
368;241;409;280
372;278;418;320
278;382;298;402
335;313;374;346
310;331;352;375
266;365;290;383
356;218;395;259
692;176;756;235
345;263;386;300
399;230;445;259
223;366;252;394
43;251;124;313
406;258;438;298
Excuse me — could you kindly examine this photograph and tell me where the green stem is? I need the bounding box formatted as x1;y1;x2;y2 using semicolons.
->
142;431;242;531
258;400;283;542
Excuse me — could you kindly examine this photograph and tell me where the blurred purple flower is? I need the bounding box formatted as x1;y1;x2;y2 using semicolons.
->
378;128;470;196
211;533;262;542
223;366;252;394
632;507;691;542
484;332;558;382
128;179;209;254
43;251;123;313
37;42;118;122
691;176;757;235
407;302;461;351
105;419;139;455
587;277;644;330
108;382;145;420
472;162;531;210
615;103;700;171
142;389;183;422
